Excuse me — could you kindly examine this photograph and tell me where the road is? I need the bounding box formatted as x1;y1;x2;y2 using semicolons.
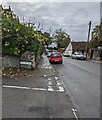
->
52;57;100;118
2;55;76;118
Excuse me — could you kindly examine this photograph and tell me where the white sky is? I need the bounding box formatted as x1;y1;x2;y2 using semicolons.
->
1;1;102;41
1;0;102;2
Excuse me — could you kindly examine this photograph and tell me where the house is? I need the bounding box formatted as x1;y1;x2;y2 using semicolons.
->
65;41;87;56
1;5;19;22
89;46;102;60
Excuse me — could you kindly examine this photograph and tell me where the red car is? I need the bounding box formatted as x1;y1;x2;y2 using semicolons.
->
49;52;63;64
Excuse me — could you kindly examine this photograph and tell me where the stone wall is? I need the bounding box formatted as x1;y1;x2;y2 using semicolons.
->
2;54;37;69
2;55;20;68
1;51;41;69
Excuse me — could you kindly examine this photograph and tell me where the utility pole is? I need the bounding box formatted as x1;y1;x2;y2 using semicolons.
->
86;21;92;59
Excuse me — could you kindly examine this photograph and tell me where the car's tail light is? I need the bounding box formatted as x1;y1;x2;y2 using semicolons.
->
59;55;62;58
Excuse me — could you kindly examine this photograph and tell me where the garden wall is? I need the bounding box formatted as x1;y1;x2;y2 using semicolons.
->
2;55;20;68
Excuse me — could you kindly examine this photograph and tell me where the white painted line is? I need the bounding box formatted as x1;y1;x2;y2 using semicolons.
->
48;86;54;91
48;66;52;69
72;109;79;120
3;85;30;90
57;86;64;92
56;81;62;85
57;90;64;92
31;88;47;91
3;85;65;93
54;76;59;80
48;81;52;85
43;75;47;77
3;85;47;91
48;77;51;81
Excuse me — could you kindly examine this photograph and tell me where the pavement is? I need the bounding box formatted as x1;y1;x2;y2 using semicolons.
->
0;76;2;120
86;57;102;64
2;54;78;118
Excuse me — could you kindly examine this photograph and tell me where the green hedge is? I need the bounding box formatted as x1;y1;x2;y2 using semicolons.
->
2;10;50;59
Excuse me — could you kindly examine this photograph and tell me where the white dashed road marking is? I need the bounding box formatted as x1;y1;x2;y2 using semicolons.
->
3;85;30;90
48;77;51;81
56;79;65;92
48;81;52;85
56;80;62;85
57;86;64;92
54;76;59;81
32;88;46;91
3;85;64;92
47;86;54;91
3;76;65;92
72;109;79;120
3;85;46;91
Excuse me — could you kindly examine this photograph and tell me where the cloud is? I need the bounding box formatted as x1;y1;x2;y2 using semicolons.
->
1;0;102;3
2;2;100;41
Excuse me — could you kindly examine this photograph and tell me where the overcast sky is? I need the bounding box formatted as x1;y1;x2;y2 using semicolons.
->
2;1;101;41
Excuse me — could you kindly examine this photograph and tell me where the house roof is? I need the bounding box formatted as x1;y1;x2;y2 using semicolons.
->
71;41;87;51
71;41;86;44
2;5;11;11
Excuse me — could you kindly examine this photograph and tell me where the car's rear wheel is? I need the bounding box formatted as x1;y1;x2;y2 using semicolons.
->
76;57;78;60
49;61;52;63
60;61;62;64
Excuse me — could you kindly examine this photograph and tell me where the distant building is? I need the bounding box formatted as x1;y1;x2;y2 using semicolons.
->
1;4;19;22
66;41;87;56
48;42;57;49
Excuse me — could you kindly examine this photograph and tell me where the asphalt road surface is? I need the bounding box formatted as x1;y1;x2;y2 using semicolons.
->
52;57;100;118
2;56;76;118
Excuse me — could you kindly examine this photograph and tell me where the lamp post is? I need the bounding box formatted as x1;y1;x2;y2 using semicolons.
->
86;21;91;59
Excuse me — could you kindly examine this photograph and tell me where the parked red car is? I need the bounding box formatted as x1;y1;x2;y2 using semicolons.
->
49;52;63;64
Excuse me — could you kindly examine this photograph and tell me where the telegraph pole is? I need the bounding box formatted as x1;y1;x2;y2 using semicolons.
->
86;21;92;59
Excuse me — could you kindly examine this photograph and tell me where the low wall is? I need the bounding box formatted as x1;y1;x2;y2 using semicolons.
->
2;55;20;68
1;50;42;69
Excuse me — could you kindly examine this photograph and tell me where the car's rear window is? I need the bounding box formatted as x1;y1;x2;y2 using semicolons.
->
77;53;83;55
51;53;61;57
65;52;69;54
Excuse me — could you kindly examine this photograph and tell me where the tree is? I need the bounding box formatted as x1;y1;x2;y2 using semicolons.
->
2;5;51;57
43;32;52;46
90;24;102;48
53;28;71;48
